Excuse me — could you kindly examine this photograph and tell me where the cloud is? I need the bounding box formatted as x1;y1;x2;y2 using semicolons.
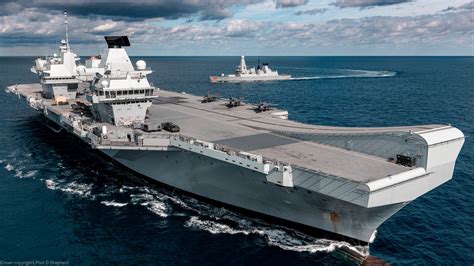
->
295;8;328;15
153;11;473;51
441;1;474;12
0;0;264;21
332;0;412;9
0;5;472;55
274;0;308;8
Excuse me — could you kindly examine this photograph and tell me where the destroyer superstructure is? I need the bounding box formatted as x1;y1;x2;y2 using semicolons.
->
8;34;464;244
210;56;291;83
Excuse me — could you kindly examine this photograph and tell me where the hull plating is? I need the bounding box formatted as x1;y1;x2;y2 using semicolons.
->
101;148;405;242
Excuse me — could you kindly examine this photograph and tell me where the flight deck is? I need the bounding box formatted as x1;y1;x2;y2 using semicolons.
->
11;83;447;184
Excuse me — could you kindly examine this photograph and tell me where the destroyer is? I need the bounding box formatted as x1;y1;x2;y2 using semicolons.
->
7;19;464;244
210;56;291;83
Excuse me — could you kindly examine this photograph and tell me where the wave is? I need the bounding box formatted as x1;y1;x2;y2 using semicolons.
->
60;182;93;198
5;163;14;171
23;170;38;178
14;169;37;178
3;152;367;258
290;70;396;80
122;186;369;257
45;179;58;190
184;215;368;256
100;200;128;207
44;179;94;199
130;191;169;217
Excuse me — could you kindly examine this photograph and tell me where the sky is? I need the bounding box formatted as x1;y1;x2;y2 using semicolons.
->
0;0;473;56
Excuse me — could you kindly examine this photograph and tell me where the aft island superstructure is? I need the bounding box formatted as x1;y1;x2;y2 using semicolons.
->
210;56;291;83
7;30;464;244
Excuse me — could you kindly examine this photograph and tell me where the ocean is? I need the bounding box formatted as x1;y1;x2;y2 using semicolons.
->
0;56;472;265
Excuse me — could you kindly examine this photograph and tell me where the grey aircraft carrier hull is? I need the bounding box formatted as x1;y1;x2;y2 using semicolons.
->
8;83;464;244
101;148;405;242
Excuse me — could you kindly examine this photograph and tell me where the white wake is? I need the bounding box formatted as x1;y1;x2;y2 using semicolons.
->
290;70;396;80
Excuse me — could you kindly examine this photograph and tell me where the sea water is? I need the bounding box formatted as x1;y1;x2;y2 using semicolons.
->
0;56;472;264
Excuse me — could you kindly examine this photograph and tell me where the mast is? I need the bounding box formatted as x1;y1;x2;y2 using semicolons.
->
64;10;69;51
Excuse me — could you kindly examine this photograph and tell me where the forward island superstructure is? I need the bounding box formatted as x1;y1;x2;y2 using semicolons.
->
7;30;464;244
210;56;291;83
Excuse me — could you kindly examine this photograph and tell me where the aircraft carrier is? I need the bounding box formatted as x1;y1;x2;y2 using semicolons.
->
6;15;465;244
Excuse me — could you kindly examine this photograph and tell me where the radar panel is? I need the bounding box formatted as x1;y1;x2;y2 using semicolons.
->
105;36;130;48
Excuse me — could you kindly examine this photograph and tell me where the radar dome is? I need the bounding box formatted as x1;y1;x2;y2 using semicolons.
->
101;80;109;88
53;53;57;57
136;60;146;70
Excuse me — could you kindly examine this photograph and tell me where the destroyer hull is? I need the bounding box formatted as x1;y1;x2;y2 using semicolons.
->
99;148;404;243
210;75;291;83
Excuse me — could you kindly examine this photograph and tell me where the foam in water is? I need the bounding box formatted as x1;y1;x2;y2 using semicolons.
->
100;201;128;207
7;155;366;259
14;169;37;178
22;170;38;178
144;201;168;217
5;163;14;171
184;214;368;256
130;192;169;217
290;69;396;81
14;170;23;177
128;186;369;256
43;178;96;200
185;216;261;235
45;179;58;190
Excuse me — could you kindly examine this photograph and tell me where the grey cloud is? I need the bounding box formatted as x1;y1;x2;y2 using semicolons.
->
441;6;457;12
0;0;264;21
331;0;412;9
295;8;327;15
141;11;473;49
442;1;474;12
275;0;308;8
1;7;472;55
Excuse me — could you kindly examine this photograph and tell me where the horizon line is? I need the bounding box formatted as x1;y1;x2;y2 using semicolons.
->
0;55;473;57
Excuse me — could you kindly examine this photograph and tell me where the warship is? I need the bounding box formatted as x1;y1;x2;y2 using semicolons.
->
7;15;465;245
210;56;291;83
